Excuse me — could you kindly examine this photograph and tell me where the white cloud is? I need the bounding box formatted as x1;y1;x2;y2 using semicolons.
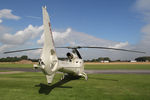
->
141;24;150;43
0;26;66;58
37;33;44;45
36;28;135;60
0;25;11;33
0;44;11;52
0;19;2;23
0;9;20;23
37;28;118;46
137;24;150;54
0;25;145;60
37;28;71;45
109;42;129;48
0;24;43;59
133;0;150;55
0;9;20;20
0;25;43;45
135;0;150;11
134;0;150;22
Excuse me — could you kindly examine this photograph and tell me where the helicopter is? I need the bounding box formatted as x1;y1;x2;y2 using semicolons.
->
4;6;145;84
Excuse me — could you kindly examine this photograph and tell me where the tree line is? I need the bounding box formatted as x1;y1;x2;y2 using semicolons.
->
0;55;38;62
0;55;150;62
84;57;111;62
135;56;150;62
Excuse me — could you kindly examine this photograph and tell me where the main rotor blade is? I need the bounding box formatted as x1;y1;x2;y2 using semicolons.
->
56;46;145;54
3;48;42;54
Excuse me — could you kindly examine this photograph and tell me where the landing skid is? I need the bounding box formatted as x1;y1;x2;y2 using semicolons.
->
79;72;88;80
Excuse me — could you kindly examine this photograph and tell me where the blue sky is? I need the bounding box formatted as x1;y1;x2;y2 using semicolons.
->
0;0;144;43
0;0;149;60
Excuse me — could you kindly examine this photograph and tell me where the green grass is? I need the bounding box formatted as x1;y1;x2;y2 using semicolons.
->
0;72;150;100
0;70;9;72
0;63;150;70
85;64;150;70
0;63;33;68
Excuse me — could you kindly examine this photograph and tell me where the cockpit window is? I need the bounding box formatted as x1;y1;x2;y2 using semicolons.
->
66;52;73;61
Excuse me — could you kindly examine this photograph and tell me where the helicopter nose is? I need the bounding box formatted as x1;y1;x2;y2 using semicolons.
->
41;64;45;69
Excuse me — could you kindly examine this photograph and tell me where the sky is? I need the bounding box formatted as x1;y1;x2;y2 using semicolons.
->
0;0;150;60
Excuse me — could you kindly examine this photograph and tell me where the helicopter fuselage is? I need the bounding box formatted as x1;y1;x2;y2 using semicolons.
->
58;58;84;76
37;50;87;84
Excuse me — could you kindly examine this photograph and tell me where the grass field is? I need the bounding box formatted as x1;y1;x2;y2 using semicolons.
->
0;72;150;100
0;63;33;68
85;64;150;70
0;63;150;70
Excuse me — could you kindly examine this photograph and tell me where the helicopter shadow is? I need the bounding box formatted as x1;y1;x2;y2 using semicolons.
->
35;77;78;95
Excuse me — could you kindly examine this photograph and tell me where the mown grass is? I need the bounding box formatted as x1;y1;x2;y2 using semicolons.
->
0;72;150;100
85;64;150;70
0;70;9;72
0;63;150;70
0;63;33;68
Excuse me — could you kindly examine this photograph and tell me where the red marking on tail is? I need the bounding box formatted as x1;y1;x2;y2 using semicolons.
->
48;22;54;44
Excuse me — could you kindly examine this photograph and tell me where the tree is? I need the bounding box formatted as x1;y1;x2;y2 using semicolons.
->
135;56;150;62
21;55;28;60
104;57;111;61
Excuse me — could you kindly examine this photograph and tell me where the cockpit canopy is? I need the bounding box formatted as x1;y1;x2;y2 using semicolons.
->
66;52;73;61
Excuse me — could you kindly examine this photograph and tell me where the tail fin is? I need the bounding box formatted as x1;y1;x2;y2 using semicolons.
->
41;6;58;72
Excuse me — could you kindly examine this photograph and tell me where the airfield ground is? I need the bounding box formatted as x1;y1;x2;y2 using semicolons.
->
0;62;150;69
0;63;150;100
85;62;150;65
85;62;150;70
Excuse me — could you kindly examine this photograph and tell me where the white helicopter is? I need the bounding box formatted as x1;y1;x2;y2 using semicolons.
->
4;6;145;84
